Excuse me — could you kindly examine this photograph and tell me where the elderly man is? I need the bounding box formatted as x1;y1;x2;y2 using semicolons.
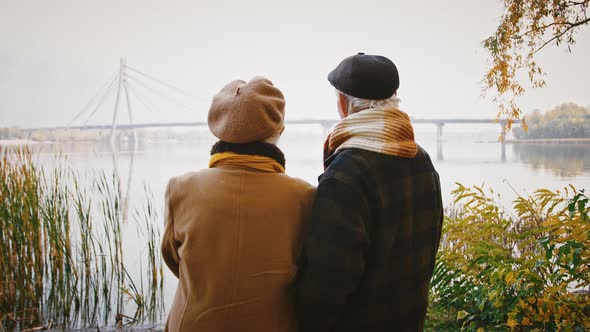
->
296;53;444;331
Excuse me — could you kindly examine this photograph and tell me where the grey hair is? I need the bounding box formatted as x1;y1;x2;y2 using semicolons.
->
340;91;400;114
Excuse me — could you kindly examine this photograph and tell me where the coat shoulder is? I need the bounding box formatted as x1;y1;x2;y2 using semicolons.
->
168;169;217;186
283;175;316;192
276;174;316;203
165;169;218;201
322;149;373;185
168;169;315;199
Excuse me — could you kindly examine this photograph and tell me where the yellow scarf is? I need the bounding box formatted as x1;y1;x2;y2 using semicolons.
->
209;152;285;173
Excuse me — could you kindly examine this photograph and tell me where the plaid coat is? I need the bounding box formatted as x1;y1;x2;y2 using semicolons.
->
295;146;443;332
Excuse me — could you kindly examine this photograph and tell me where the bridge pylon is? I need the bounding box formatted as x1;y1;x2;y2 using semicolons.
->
110;58;135;145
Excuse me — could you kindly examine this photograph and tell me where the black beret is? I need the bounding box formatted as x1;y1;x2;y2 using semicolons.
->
328;53;399;100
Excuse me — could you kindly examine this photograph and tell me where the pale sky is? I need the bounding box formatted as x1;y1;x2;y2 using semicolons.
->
1;0;589;128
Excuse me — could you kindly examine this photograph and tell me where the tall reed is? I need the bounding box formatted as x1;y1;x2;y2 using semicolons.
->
0;146;165;330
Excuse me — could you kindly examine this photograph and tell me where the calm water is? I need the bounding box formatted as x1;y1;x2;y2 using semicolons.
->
24;123;590;329
39;124;590;203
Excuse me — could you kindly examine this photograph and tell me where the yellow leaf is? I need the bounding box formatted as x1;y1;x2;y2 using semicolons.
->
477;328;485;332
522;317;532;326
505;271;517;284
494;299;503;308
507;319;518;328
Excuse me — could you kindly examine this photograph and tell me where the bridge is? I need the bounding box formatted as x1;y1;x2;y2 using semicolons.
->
21;118;520;141
15;59;520;161
23;118;517;130
22;117;518;129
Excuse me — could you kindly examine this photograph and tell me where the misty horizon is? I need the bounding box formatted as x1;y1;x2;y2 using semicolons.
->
1;0;589;128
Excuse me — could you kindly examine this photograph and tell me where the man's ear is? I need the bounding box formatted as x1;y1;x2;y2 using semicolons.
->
338;93;348;118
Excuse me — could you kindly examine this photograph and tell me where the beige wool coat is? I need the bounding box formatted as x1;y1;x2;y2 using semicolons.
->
161;165;315;332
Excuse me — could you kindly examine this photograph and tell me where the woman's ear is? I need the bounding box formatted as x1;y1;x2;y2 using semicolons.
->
337;93;348;118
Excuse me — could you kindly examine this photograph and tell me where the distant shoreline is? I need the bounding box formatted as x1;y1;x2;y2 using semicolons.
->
0;139;41;146
507;138;590;144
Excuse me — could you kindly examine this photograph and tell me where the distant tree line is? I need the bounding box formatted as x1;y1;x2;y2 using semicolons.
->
514;103;590;139
0;127;24;139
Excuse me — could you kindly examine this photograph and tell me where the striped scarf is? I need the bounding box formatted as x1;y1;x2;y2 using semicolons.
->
324;107;418;163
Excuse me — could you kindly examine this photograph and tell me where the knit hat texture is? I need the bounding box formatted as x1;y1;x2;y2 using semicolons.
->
208;77;285;144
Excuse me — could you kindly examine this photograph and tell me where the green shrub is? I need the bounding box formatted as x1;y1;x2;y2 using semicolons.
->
427;184;590;331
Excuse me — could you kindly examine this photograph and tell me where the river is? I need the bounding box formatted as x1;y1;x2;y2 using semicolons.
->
40;124;590;204
17;123;590;330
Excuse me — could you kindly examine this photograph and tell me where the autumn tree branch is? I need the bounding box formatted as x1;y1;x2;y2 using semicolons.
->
532;17;590;54
482;0;590;128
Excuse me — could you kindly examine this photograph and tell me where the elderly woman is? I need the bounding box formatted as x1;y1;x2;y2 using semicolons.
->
161;77;315;332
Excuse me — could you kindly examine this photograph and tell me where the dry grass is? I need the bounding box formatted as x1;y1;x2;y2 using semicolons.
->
0;146;164;330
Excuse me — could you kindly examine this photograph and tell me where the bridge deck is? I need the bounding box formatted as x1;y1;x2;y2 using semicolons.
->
22;118;520;132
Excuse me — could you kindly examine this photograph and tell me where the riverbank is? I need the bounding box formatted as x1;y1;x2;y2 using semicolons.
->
0;139;41;146
507;138;590;144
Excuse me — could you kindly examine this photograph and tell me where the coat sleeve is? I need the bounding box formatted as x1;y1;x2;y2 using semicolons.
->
161;179;181;278
295;177;370;331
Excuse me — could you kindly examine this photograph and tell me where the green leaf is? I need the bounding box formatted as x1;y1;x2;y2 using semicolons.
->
568;201;576;217
546;246;554;260
558;245;571;257
457;310;469;321
578;199;586;213
566;240;584;249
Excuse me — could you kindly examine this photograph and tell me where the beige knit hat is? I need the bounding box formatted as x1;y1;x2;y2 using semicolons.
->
208;77;285;144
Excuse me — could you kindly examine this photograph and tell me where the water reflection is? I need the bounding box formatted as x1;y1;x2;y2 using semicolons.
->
434;140;506;162
512;143;590;177
111;139;136;224
29;139;139;224
437;140;443;161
